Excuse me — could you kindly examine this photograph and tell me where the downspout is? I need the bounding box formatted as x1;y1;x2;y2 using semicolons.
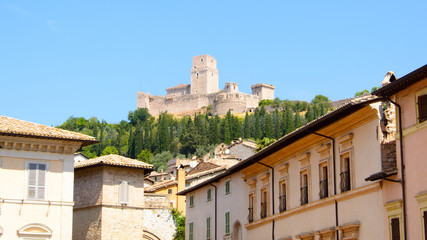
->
307;130;339;240
384;97;407;240
252;160;275;240
209;183;218;240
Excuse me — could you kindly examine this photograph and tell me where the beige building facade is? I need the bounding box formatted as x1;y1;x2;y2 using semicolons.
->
137;55;275;116
0;115;97;239
179;94;397;240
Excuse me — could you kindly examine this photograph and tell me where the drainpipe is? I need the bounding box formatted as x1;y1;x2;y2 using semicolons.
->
252;160;275;240
306;130;339;240
384;98;407;240
210;183;218;240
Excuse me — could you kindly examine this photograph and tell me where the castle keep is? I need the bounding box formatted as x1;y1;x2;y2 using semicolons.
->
137;55;275;116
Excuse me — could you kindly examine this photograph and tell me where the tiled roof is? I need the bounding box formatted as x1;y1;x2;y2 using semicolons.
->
74;154;153;170
186;166;225;180
144;179;177;192
0;115;97;146
187;162;222;176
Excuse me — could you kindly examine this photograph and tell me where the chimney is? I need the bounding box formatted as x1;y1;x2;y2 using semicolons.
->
382;71;397;86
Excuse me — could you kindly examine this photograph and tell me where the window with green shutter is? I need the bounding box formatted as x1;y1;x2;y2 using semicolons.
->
189;222;194;240
207;188;212;202
206;217;211;239
225;180;231;195
225;211;230;235
190;195;194;207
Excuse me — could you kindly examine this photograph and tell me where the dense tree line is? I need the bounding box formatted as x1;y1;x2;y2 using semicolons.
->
59;95;332;171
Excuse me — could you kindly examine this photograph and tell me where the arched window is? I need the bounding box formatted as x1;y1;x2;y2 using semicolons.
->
18;223;52;239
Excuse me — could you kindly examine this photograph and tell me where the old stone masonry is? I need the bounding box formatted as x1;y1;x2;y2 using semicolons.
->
137;55;275;116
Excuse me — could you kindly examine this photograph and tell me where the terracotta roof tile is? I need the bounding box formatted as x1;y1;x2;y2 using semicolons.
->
144;179;177;192
187;162;221;176
74;154;153;170
0;115;97;145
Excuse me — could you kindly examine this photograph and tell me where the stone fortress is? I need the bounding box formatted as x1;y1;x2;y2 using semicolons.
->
137;55;275;116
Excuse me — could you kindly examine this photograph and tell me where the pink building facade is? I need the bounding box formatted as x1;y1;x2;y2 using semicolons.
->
373;65;427;240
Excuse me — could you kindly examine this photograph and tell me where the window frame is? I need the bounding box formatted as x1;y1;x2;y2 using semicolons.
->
415;88;427;124
207;188;212;202
384;200;403;240
26;161;49;201
300;170;309;205
206;217;211;240
189;195;195;208
225;180;231;195
225;211;230;235
189;222;194;240
319;162;329;199
119;181;130;205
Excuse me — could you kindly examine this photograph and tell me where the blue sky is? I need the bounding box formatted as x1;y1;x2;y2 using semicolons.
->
1;0;426;126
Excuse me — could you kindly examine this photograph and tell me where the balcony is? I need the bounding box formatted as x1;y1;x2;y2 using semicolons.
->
300;186;308;205
260;202;267;219
248;207;254;223
340;171;350;192
319;179;328;199
279;195;286;212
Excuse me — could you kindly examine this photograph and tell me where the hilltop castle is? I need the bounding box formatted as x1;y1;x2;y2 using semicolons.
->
137;55;275;116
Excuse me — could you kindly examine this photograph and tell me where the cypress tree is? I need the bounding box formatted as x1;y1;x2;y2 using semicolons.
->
243;112;250;138
294;110;302;129
265;113;273;139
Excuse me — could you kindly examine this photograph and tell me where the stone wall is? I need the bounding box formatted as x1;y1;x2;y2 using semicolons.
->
101;207;145;239
73;207;102;240
142;209;176;240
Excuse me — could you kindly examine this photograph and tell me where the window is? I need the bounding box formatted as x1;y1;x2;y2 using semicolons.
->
418;94;427;123
300;172;308;205
168;189;172;194
225;211;230;235
340;155;351;192
248;193;254;223
260;188;267;218
119;181;129;205
279;181;286;212
319;165;328;199
207;188;212;202
206;217;211;239
423;211;427;240
189;222;194;240
391;218;400;240
225;180;231;195
27;163;47;200
189;195;194;207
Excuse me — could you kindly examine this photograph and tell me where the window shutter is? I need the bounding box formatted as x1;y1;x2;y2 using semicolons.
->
424;211;427;240
391;218;400;240
119;181;129;204
225;212;230;234
207;189;211;201
206;217;211;239
418;95;427;123
28;163;47;200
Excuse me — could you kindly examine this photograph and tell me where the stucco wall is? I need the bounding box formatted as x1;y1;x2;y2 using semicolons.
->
382;78;427;240
0;137;78;240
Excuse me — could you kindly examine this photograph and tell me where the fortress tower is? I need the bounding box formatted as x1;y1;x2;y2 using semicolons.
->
191;55;219;95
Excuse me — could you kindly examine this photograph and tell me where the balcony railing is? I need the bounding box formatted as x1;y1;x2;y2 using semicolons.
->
340;171;350;192
279;195;286;212
260;202;267;219
248;207;254;223
300;186;308;205
319;179;328;199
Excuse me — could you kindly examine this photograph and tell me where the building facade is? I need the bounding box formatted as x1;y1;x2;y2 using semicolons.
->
137;55;275;116
0;115;97;239
73;154;174;240
179;94;397;240
372;65;427;240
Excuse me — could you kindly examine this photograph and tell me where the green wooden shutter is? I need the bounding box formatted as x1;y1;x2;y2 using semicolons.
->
206;217;211;239
225;212;230;234
189;222;194;240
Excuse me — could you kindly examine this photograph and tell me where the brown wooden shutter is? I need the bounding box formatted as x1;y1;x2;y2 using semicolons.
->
391;218;400;240
418;95;427;123
424;211;427;240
